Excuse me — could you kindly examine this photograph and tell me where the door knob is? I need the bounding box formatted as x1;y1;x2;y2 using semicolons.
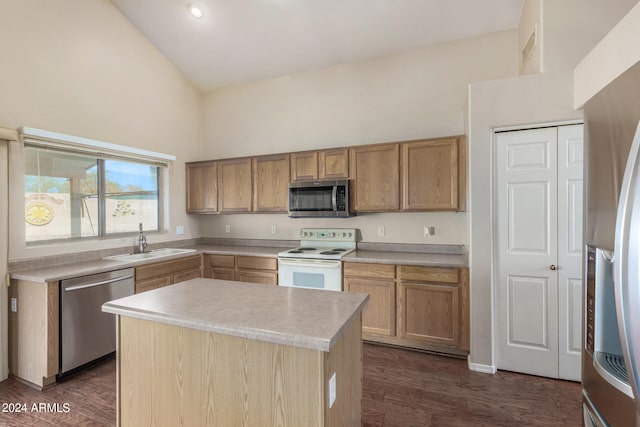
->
550;264;557;270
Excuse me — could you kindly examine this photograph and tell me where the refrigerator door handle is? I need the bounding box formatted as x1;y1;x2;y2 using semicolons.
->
614;120;640;414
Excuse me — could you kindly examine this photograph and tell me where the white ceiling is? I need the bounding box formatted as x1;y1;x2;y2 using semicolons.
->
111;0;524;91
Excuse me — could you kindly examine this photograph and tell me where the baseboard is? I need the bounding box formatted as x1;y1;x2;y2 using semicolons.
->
467;358;497;374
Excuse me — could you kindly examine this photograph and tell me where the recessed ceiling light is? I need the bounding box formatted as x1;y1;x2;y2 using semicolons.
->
187;3;204;19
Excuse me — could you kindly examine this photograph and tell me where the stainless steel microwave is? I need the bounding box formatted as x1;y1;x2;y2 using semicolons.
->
288;180;351;218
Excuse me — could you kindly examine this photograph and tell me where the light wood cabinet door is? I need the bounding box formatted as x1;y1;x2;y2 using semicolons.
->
218;158;252;212
253;154;290;212
291;151;318;181
349;144;400;211
395;263;470;350
402;138;459;211
318;148;348;179
186;161;218;213
345;277;396;336
204;254;235;279
236;270;278;285
397;281;460;347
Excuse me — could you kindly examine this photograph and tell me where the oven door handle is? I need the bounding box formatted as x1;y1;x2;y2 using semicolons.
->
278;258;342;268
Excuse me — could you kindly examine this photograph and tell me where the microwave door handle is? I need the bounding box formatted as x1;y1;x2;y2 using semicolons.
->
615;120;640;408
332;185;338;211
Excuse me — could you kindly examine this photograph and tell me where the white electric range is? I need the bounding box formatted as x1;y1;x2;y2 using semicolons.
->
277;228;357;291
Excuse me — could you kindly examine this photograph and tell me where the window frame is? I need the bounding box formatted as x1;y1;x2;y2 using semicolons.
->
21;127;173;245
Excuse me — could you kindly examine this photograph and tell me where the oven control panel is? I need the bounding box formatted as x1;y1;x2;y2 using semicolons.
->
300;228;356;242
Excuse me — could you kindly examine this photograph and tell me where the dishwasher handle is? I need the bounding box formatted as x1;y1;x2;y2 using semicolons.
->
64;274;134;292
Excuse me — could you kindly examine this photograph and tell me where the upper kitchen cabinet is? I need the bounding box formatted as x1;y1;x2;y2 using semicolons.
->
290;148;349;181
186;161;218;213
402;137;466;211
253;154;290;212
319;148;349;179
290;151;318;181
218;157;252;212
349;143;400;211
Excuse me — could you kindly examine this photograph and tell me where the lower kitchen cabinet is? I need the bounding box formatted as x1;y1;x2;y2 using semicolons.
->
205;254;236;280
344;261;469;355
135;255;202;294
236;256;278;285
344;262;396;337
204;254;278;285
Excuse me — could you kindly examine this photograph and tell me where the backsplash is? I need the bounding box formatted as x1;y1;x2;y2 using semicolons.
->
195;211;468;245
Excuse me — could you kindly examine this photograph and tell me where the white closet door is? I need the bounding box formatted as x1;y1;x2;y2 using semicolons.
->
557;124;584;381
495;125;583;380
496;127;559;378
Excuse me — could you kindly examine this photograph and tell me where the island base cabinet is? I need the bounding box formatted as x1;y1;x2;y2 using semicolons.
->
116;315;362;427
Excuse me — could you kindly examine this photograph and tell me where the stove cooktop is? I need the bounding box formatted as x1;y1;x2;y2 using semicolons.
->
278;228;357;260
278;246;355;260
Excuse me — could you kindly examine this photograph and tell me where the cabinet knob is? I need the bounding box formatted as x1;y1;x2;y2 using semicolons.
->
550;264;557;271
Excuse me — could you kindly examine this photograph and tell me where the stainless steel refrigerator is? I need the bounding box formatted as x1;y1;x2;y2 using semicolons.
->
583;59;640;426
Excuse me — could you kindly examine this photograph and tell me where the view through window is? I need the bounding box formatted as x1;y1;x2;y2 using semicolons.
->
24;145;161;243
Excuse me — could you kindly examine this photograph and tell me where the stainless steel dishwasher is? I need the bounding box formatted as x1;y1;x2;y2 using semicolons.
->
59;268;134;376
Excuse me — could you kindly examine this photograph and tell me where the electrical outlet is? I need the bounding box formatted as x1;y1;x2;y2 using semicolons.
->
424;226;435;237
225;224;231;233
11;298;17;312
377;225;385;237
271;225;277;234
176;225;184;235
329;372;336;408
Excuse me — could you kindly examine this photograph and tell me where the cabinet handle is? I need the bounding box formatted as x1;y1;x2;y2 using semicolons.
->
550;265;557;271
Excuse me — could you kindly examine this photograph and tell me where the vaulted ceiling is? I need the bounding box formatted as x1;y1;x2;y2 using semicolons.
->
111;0;523;91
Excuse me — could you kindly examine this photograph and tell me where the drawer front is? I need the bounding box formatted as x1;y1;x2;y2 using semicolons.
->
136;255;202;282
397;265;459;284
135;275;171;294
210;267;235;281
236;270;278;285
343;262;395;280
173;268;202;284
207;254;235;268
235;256;277;271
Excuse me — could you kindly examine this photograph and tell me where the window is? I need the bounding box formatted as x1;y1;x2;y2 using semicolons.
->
24;145;164;243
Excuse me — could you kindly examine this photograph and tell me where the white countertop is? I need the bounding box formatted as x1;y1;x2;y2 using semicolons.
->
102;278;369;352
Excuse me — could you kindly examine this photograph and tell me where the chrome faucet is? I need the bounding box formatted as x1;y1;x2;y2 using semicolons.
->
138;223;147;253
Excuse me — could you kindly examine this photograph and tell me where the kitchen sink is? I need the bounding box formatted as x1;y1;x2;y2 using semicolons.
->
104;247;197;262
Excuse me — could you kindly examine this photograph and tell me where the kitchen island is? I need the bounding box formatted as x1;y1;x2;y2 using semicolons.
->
102;278;369;427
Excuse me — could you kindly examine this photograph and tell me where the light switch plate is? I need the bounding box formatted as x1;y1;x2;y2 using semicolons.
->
329;372;336;408
176;225;184;235
11;298;17;312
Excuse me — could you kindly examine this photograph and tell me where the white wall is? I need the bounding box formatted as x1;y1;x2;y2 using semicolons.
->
0;0;203;260
203;30;517;158
544;0;639;73
198;30;519;244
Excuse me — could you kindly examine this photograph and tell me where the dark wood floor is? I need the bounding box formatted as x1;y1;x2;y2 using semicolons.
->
0;343;581;426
